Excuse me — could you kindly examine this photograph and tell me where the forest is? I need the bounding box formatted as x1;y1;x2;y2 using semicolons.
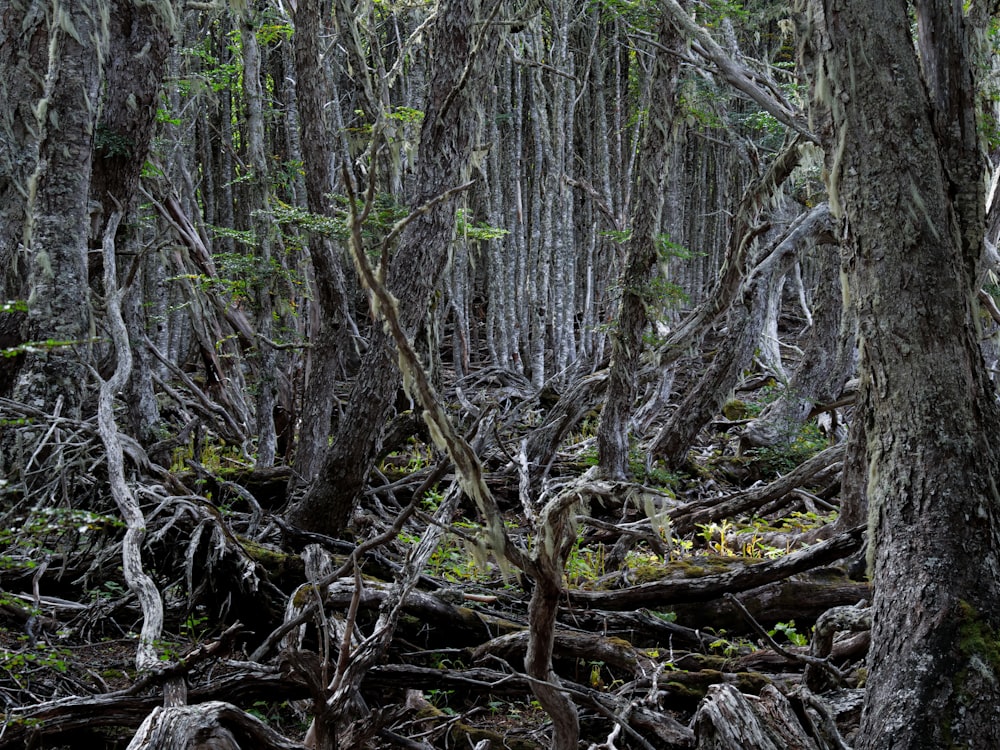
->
2;0;1000;748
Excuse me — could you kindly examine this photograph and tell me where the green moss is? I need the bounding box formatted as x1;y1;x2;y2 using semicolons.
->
238;539;300;578
722;400;750;420
955;600;1000;679
941;601;1000;745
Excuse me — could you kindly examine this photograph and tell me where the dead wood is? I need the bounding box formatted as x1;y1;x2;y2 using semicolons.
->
668;442;846;535
126;701;305;750
691;683;818;750
566;525;864;609
668;578;870;634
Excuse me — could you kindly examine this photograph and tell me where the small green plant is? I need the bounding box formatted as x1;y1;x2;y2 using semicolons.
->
707;630;756;658
697;520;737;556
565;535;605;586
770;620;809;647
180;612;209;642
0;641;72;690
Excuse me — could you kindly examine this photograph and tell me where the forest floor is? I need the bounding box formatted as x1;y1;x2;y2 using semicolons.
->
0;360;867;749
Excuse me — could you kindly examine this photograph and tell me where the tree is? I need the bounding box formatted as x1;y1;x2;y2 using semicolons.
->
597;8;687;480
812;0;1000;744
10;0;107;421
288;0;507;535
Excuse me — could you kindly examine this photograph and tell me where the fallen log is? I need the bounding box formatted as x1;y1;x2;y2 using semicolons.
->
566;526;864;610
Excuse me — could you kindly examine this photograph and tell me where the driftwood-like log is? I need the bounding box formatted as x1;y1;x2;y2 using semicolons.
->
669;442;846;535
668;578;870;634
692;683;818;750
126;701;304;750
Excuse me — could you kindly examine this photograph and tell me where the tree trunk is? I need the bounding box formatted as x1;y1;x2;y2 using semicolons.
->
597;11;686;480
13;0;106;421
89;0;171;446
0;0;47;302
289;0;506;535
813;0;1000;745
288;0;356;492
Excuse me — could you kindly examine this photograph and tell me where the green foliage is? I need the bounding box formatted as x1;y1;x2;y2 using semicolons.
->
256;23;293;46
1;300;27;314
1;508;123;574
398;520;492;583
769;620;808;647
565;536;606;586
743;421;828;476
181;31;242;94
94;124;134;159
707;630;756;658
271;202;346;239
0;638;73;691
697;0;751;28
456;209;509;242
387;105;425;125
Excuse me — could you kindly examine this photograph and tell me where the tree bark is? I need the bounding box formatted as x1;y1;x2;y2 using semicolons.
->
288;0;357;492
813;0;1000;745
13;0;106;421
597;10;686;480
289;0;506;536
0;0;47;301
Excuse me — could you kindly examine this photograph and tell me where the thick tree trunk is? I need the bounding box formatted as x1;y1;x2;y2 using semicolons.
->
289;0;506;535
13;0;106;420
89;0;171;446
814;0;1000;745
0;0;47;301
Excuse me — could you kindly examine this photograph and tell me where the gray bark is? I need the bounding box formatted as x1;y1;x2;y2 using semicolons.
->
597;12;686;480
239;5;278;467
289;0;507;535
813;0;1000;745
13;0;106;421
288;0;356;491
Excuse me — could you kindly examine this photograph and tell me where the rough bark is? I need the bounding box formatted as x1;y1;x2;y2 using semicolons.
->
597;11;686;480
127;701;305;750
90;1;171;446
692;684;818;750
288;0;357;492
239;4;279;467
813;0;1000;745
290;0;506;536
7;0;106;481
0;0;46;301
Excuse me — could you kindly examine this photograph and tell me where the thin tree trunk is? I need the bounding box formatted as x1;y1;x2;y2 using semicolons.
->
239;4;279;467
289;0;356;491
597;11;686;480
